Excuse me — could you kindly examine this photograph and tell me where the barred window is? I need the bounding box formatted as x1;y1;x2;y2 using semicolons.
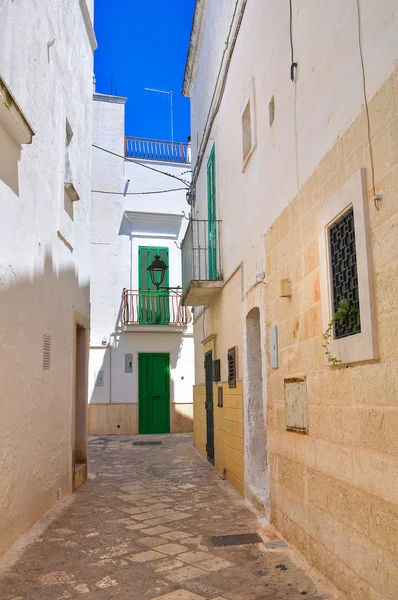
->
329;207;361;339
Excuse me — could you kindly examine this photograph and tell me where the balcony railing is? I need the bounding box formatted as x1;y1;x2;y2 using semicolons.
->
123;290;192;326
181;219;223;305
125;137;191;164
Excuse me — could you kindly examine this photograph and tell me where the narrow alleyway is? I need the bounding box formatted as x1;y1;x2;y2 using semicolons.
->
0;436;338;600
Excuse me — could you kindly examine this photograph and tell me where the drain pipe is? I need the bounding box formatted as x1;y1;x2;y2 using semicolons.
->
190;0;248;188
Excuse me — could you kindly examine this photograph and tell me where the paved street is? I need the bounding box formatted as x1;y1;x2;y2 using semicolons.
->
0;435;338;600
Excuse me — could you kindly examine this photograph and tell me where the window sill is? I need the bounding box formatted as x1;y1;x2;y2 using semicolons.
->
0;76;34;146
64;181;80;202
242;143;257;173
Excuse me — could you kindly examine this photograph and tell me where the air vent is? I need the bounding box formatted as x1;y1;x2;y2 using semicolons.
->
227;346;236;388
43;334;51;370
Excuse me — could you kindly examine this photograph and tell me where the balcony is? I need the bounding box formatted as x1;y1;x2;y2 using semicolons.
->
181;219;223;306
125;137;191;164
123;290;192;328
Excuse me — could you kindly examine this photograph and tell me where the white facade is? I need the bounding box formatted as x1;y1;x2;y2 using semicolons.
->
89;94;194;434
0;0;95;557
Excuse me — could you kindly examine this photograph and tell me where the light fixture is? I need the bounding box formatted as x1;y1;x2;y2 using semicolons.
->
147;255;168;290
101;337;107;346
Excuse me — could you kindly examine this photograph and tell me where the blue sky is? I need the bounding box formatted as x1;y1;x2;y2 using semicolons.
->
94;0;195;143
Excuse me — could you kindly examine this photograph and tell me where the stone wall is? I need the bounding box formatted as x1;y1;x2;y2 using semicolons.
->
265;68;398;600
192;269;244;494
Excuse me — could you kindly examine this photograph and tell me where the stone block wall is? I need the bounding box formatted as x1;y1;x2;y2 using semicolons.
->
193;381;244;495
265;68;398;599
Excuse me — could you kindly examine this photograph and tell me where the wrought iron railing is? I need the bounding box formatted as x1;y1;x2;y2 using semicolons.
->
125;137;191;164
181;219;223;295
123;290;192;326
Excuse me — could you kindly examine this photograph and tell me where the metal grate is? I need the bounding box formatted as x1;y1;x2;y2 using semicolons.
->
211;533;262;547
133;441;162;446
329;207;361;339
43;334;51;370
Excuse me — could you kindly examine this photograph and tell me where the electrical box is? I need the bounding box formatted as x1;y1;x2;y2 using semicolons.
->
270;326;278;369
125;354;133;373
95;370;104;387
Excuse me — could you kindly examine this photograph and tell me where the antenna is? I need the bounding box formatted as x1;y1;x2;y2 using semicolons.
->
144;87;174;142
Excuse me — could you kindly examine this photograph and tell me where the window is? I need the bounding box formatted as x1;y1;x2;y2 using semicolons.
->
240;78;257;170
242;101;252;162
207;145;217;281
318;169;377;364
64;119;79;201
227;347;237;388
329;207;361;339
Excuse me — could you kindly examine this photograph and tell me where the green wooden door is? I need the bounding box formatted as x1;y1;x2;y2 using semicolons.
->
207;146;217;280
138;246;170;324
138;353;170;434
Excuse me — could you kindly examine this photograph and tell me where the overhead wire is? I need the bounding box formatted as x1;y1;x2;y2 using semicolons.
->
355;0;381;210
92;143;191;188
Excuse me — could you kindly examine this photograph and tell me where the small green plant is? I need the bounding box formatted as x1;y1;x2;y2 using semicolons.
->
322;298;354;365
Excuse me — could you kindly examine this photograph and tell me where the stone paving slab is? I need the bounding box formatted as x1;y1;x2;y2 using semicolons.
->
0;434;339;600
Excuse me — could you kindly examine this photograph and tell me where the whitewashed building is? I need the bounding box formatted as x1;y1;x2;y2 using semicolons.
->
0;0;96;557
89;93;194;435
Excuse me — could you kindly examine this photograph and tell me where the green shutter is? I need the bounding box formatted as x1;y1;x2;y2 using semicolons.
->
207;146;217;280
138;246;170;324
138;353;170;434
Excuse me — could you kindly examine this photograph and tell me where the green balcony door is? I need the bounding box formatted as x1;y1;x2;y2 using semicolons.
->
138;353;170;434
138;246;170;324
207;145;217;280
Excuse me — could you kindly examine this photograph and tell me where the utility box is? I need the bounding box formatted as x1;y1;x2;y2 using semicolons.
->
125;354;133;373
284;377;307;433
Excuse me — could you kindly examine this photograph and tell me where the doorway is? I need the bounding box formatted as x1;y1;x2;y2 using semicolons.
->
138;353;170;434
73;322;88;490
245;308;267;504
204;350;215;464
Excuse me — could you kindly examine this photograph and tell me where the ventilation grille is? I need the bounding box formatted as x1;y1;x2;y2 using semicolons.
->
329;207;361;339
227;346;236;388
43;334;51;370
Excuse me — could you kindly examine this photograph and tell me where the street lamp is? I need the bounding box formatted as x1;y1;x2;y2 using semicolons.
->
147;255;168;290
147;256;181;292
144;87;174;142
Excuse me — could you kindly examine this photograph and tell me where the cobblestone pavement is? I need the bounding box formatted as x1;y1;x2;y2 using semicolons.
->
0;435;338;600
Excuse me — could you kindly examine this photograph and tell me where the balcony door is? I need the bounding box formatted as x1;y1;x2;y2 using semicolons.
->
138;246;170;324
207;145;217;281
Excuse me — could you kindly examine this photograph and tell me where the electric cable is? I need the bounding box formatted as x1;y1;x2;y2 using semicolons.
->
189;0;247;187
355;0;381;210
91;187;187;195
289;0;298;81
92;144;191;188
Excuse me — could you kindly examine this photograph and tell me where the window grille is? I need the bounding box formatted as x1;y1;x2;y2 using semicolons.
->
329;207;361;339
227;347;237;388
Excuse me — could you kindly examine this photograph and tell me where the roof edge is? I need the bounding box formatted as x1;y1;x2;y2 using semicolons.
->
182;0;208;98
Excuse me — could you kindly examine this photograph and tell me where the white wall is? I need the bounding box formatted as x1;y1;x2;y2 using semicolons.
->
190;0;398;294
89;333;194;405
0;0;94;556
90;95;193;411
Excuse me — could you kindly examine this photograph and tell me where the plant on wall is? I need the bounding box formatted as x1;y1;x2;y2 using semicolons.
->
322;298;354;365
